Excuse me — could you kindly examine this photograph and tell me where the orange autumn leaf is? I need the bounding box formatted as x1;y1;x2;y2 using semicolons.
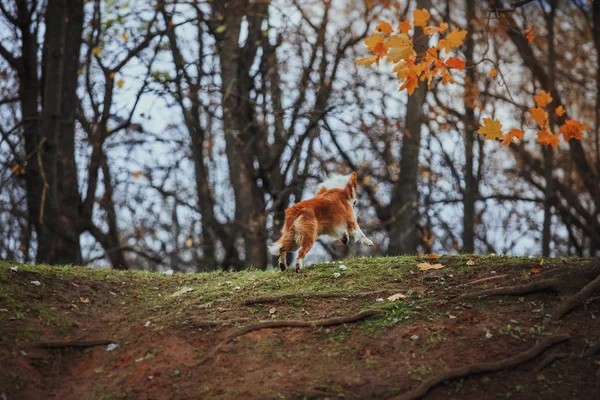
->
373;41;389;58
560;119;589;141
537;128;559;148
534;90;552;107
427;253;439;260
424;22;448;35
376;20;393;35
413;9;430;28
364;33;386;53
501;129;525;147
555;105;565;117
445;57;465;71
399;74;419;95
530;267;540;274
398;20;412;34
356;56;379;67
477;118;503;140
132;171;142;179
385;34;415;63
438;29;467;53
524;26;535;42
489;68;497;78
393;60;411;81
440;68;454;85
529;107;548;126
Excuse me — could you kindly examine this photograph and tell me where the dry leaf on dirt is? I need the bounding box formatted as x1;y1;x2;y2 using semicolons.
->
387;293;407;301
530;268;540;274
417;262;445;271
79;296;89;304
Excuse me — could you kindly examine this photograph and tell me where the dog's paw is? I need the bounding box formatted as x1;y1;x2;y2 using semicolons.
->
295;264;302;274
361;238;374;246
279;263;287;272
341;233;349;245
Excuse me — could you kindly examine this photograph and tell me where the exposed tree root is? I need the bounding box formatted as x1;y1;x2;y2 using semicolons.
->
582;345;600;358
392;334;570;400
32;339;116;349
453;262;600;320
453;279;559;302
533;352;569;373
189;317;250;328
456;274;508;287
552;273;600;320
241;290;388;306
226;309;385;341
196;309;385;366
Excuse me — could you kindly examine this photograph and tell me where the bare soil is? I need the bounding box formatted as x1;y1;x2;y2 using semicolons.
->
1;256;599;399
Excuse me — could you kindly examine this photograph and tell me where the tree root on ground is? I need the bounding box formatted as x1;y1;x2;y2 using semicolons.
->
552;273;600;320
453;279;559;302
189;317;250;328
581;345;600;358
453;262;600;320
196;309;385;365
533;351;569;373
225;309;385;341
392;334;570;400
32;339;116;349
456;274;508;287
241;290;389;306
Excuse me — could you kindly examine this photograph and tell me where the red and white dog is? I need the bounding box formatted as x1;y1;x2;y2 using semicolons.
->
269;172;373;273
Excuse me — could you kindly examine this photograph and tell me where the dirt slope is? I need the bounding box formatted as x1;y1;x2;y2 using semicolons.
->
1;256;599;400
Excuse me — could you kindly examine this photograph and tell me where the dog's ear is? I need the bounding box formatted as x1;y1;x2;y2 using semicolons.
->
345;172;358;197
348;172;357;188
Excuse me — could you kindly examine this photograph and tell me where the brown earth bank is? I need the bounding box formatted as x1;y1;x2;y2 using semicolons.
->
1;256;599;400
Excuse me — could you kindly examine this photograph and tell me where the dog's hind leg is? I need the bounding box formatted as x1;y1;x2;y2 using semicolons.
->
278;249;287;272
294;216;318;274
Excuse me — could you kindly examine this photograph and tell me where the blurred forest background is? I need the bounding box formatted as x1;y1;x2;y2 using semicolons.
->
0;0;598;271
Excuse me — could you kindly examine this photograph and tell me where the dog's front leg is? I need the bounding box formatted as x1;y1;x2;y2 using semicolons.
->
348;219;373;246
351;226;373;246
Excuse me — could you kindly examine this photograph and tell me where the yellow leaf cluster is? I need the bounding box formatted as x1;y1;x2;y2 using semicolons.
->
357;12;589;150
356;14;466;95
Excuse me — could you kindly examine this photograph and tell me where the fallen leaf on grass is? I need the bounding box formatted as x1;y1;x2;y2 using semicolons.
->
466;260;475;266
427;253;438;260
80;296;89;304
172;287;192;297
417;262;445;271
387;293;407;301
530;268;540;274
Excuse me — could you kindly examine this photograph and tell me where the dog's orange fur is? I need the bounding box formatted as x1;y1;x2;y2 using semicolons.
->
269;172;373;273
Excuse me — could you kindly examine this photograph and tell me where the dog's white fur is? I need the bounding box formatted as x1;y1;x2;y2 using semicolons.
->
317;174;352;191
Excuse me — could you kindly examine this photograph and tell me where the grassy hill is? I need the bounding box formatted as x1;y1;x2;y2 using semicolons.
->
1;256;599;399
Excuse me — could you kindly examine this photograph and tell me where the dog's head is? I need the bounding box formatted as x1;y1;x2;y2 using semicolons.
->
316;172;358;205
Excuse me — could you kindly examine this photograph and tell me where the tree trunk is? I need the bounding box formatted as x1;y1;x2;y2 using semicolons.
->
387;0;431;255
462;0;477;254
17;0;85;265
593;1;600;256
214;0;268;269
542;1;557;257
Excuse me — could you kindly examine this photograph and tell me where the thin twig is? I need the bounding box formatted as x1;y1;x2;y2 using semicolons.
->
32;339;116;349
241;290;389;306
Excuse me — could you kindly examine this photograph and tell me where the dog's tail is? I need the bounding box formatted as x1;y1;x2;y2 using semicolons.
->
268;242;282;256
